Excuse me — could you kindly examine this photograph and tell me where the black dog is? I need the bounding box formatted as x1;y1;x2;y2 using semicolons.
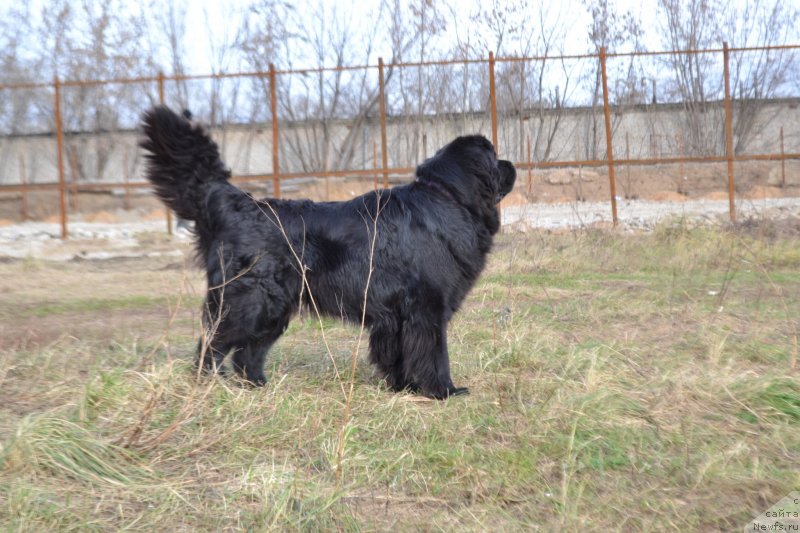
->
140;106;516;399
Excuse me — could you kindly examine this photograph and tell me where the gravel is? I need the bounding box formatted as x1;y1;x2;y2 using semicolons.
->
1;197;799;260
0;221;191;261
501;196;800;231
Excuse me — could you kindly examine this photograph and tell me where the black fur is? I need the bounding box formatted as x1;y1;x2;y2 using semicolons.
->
140;106;516;399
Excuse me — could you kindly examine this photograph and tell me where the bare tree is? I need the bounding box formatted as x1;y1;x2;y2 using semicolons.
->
0;6;31;186
384;0;448;166
657;0;723;155
525;4;575;163
0;6;38;136
147;0;191;111
239;0;380;173
202;6;246;128
235;0;293;176
721;0;799;152
655;0;798;157
280;1;377;172
461;0;574;162
582;0;645;159
238;0;433;175
17;0;156;182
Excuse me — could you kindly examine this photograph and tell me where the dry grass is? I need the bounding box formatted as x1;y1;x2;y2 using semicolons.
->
1;219;799;531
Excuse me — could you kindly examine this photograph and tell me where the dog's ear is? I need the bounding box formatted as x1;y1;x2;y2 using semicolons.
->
415;147;467;197
416;135;509;207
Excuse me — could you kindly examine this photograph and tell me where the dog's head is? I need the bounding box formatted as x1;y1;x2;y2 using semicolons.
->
415;135;516;209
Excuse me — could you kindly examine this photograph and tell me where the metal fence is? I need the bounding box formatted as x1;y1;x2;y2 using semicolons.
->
1;44;799;238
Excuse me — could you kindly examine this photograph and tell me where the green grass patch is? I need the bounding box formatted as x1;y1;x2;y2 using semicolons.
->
14;295;180;318
735;378;800;424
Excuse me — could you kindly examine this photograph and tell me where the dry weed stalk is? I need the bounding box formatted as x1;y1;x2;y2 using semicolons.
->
244;191;386;486
249;194;347;393
132;269;187;371
196;246;233;381
335;191;383;487
114;361;219;451
737;237;799;372
112;373;167;447
121;190;385;472
118;249;240;450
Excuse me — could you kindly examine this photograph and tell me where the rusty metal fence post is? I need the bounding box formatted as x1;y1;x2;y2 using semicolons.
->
54;77;68;239
488;52;499;153
599;47;619;227
723;42;736;222
269;64;281;198
378;58;389;189
373;140;378;190
526;134;532;196
157;71;173;235
18;154;28;220
68;150;79;211
625;132;631;198
780;126;786;187
123;152;131;210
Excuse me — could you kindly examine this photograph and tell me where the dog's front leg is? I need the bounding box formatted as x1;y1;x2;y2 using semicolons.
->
402;318;468;400
436;324;469;398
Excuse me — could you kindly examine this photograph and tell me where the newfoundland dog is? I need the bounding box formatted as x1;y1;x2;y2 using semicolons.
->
140;106;516;399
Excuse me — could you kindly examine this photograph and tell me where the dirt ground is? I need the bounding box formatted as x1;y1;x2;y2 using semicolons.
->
1;226;798;531
1;160;799;225
0;235;198;350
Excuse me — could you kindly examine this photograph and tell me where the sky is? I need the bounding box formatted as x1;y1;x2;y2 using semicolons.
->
181;0;664;74
147;0;800;116
3;0;794;108
2;0;773;78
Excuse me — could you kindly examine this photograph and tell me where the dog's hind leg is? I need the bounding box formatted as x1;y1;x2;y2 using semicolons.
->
230;331;283;387
196;335;231;377
229;306;292;387
196;289;235;376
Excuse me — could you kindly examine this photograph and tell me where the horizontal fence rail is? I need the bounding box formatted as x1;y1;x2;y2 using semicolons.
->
1;44;799;237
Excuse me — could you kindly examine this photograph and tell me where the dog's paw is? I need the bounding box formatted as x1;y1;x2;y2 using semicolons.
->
245;375;267;388
448;386;469;397
195;365;226;381
404;382;421;394
384;378;420;394
425;386;470;400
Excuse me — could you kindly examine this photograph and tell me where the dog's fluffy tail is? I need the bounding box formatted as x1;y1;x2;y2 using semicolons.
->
139;106;231;221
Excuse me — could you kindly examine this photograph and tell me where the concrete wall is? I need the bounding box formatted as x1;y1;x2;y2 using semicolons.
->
1;99;798;186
